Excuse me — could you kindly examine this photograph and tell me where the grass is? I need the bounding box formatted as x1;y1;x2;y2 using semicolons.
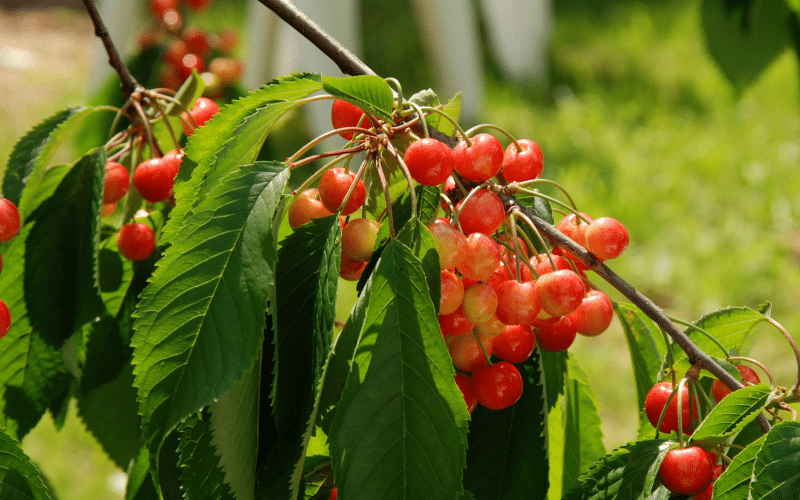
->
3;0;800;496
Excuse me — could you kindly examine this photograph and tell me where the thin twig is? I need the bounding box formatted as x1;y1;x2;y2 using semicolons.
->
82;0;140;99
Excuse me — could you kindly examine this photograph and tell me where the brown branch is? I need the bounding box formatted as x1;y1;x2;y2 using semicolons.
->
82;0;140;99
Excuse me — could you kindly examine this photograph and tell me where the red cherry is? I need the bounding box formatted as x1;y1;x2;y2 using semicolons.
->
471;361;523;410
117;223;156;261
161;149;184;176
103;161;130;204
694;464;723;500
494;280;540;326
329;488;337;500
456;233;502;282
0;198;21;242
182;97;220;136
448;333;492;372
330;100;366;140
339;251;367;281
318;167;366;216
454;373;478;413
474;315;507;337
452;133;504;182
461;283;498;324
493;325;536;363
164;39;189;68
185;0;211;10
535;316;577;352
183;27;211;57
404;138;454;186
176;52;204;82
439;270;464;316
288;189;335;229
555;212;595;270
0;298;11;339
501;139;544;182
438;308;475;336
565;290;614;337
645;381;696;434
456;189;505;236
535;269;585;317
149;0;178;17
585;217;629;260
658;446;714;495
712;365;761;403
428;220;467;270
134;158;177;203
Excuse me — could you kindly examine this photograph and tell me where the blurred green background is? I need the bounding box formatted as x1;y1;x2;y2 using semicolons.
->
2;0;800;498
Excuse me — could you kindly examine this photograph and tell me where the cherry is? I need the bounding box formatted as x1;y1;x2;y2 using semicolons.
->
403;138;454;186
694;464;723;500
149;0;178;17
214;29;239;53
427;219;467;270
164;39;189;68
288;189;335;228
339;251;367;281
209;57;243;85
474;315;507;337
457;233;502;282
712;364;761;403
160;8;182;31
565;290;614;337
449;333;492;372
535;269;585;317
183;97;220;136
484;260;512;290
176;52;205;82
494;280;540;326
341;218;380;262
134;157;177;203
452;133;504;182
102;203;117;218
645;381;696;434
454;373;478;413
555;212;594;270
535;316;577;352
456;189;505;236
103;161;130;204
0;298;11;339
438;307;475;336
501;139;544;182
185;0;211;10
461;283;498;324
439;270;464;316
471;361;523;410
330;100;366;140
658;446;714;495
183;27;211;57
493;325;536;363
161;149;184;176
117;223;156;261
318;167;366;216
585;217;629;260
0;198;21;242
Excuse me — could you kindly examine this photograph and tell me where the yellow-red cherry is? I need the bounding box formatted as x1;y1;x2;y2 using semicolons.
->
453;133;503;182
318;167;366;216
471;361;523;410
404;138;454;186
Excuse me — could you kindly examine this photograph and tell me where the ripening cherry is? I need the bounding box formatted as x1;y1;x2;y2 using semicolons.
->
149;0;178;17
474;314;507;337
404;138;454;186
535;269;586;317
209;57;243;85
330;100;366;140
494;280;540;325
133;157;177;203
341;218;380;262
555;212;595;270
0;198;21;242
461;283;498;324
645;381;696;434
694;464;723;500
288;189;334;228
456;189;505;236
448;332;492;372
440;270;464;316
471;361;523;410
117;223;156;261
585;217;629;260
454;373;478;413
164;39;189;67
103;161;130;204
428;219;467;270
484;260;512;290
493;325;536;363
339;251;367;281
438;307;475;336
183;27;211;57
182;97;220;136
501;139;544;182
712;364;761;403
318;167;366;216
0;298;11;339
658;446;714;495
535;316;578;352
566;290;614;337
176;52;205;82
457;233;502;282
452;133;504;182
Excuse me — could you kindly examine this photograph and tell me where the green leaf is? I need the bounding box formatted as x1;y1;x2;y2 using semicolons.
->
177;412;235;500
395;217;441;311
163;70;205;117
322;75;395;123
615;303;664;409
714;433;767;499
464;351;549;499
0;427;51;500
749;420;800;499
701;0;791;91
125;445;159;500
330;241;469;499
677;305;769;362
690;384;773;444
208;358;261;500
541;350;568;411
562;356;606;493
132;162;289;452
3;106;97;215
426;92;462;138
563;439;672;500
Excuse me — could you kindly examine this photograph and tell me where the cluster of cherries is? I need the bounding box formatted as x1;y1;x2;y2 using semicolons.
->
0;198;20;340
105;97;220;261
143;0;243;96
287;99;630;413
645;365;761;497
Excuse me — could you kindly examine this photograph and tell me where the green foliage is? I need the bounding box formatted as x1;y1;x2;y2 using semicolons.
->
0;427;50;500
322;75;396;123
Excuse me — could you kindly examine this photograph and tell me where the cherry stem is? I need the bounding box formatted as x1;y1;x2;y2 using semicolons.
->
464;123;520;152
493;235;537;281
513;187;580;218
131;98;162;158
383;141;418;217
472;330;493;368
676;378;688;447
82;0;140;100
288;128;373;164
653;383;678;440
385;77;404;109
416;106;470;144
143;92;181;152
727;356;776;389
403;102;429;138
374;155;395;237
509;214;523;280
511;208;556;272
451;183;489;233
764;318;800;395
290;145;367;170
667;317;731;359
516;179;581;214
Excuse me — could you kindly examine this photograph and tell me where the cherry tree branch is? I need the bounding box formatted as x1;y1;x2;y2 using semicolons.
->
257;0;772;433
82;0;140;99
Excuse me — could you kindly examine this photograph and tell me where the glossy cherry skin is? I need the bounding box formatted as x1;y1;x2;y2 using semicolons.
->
341;218;380;262
493;325;536;363
182;97;220;136
472;361;523;410
439;270;464;316
658;446;714;495
501;138;544;182
439;307;475;336
454;373;478;413
712;364;760;403
448;333;492;372
566;289;614;337
117;223;156;261
404;138;454;186
0;198;21;242
494;280;540;326
694;464;723;500
456;189;505;236
133;158;177;203
103;161;130;204
535;316;577;352
288;189;335;228
457;233;502;282
461;283;498;324
0;298;11;339
645;381;696;434
453;133;504;182
339;251;367;281
585;217;629;260
318;167;366;215
428;219;467;270
331;100;366;140
535;269;585;317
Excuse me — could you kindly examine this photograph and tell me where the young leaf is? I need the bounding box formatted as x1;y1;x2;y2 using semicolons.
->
322;75;395;123
177;412;235;500
329;241;469;500
426;92;462;137
464;351;549;499
690;384;774;444
562;439;672;500
713;433;767;499
395;217;441;311
749;420;800;499
132;162;289;452
615;303;664;409
562;356;606;493
677;305;770;362
0;427;51;500
541;350;568;411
